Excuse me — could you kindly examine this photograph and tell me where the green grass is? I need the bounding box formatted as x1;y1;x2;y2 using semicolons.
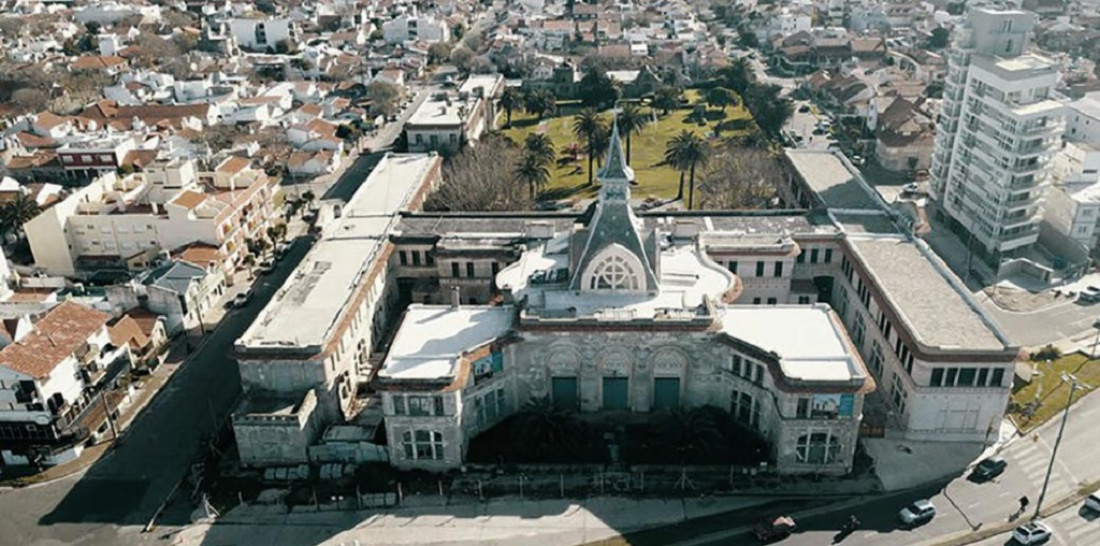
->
501;90;756;201
1009;354;1100;431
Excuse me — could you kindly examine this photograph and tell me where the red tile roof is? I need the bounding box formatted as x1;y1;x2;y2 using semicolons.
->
0;301;111;379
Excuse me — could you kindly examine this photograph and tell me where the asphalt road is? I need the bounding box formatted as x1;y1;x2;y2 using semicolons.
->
0;236;314;546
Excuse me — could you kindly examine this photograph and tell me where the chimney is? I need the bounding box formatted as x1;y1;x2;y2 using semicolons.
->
450;286;461;309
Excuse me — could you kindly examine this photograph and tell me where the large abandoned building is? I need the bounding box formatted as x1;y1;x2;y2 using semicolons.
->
231;126;1017;476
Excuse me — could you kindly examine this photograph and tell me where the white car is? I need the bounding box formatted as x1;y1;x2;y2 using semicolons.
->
1085;492;1100;512
898;499;936;527
1012;521;1052;545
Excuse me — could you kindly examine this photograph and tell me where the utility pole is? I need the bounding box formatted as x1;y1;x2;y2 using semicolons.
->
100;390;119;441
1034;373;1090;518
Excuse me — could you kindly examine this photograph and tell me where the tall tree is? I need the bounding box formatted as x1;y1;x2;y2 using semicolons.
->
523;88;556;119
0;193;40;236
653;86;682;116
424;135;530;211
515;152;552;200
616;102;646;164
718;58;755;95
523;133;556;168
695;147;783;209
578;66;621;109
572;108;607;186
664;131;710;209
705;86;737;113
499;87;521;128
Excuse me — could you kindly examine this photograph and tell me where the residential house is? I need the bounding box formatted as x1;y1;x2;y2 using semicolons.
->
228;18;299;52
0;301;127;466
873;98;935;173
382;12;450;44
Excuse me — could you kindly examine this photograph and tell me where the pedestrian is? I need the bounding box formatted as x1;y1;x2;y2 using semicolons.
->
1019;495;1029;511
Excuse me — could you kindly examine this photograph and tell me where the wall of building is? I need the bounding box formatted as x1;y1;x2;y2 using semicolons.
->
234;390;327;467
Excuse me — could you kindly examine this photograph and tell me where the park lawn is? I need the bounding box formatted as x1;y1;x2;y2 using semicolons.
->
501;90;757;202
1009;354;1100;432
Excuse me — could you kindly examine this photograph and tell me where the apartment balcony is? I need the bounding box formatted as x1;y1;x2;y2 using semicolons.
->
998;225;1040;250
1001;211;1041;230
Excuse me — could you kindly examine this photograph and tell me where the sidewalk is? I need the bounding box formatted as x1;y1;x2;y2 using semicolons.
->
170;495;777;546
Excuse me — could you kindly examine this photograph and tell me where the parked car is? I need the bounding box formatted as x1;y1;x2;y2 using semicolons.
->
1012;521;1052;545
233;290;253;308
258;260;276;275
898;500;936;527
753;516;797;542
1080;285;1100;303
274;243;290;260
798;104;811;113
971;456;1008;481
812;128;827;136
1085;492;1100;512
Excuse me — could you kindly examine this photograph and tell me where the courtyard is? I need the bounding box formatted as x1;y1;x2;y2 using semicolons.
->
501;90;758;202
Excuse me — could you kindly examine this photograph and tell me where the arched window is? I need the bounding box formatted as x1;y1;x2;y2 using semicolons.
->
582;244;646;292
795;432;841;464
591;254;639;290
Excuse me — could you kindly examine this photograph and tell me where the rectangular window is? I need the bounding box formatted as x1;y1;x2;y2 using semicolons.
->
731;355;743;377
798;296;811;304
653;377;680;410
433;395;445;416
797;249;805;263
945;368;958;387
753;363;764;384
796;398;810;419
869;341;884;375
551;377;579;409
466;262;475;278
930;368;944;387
426;253;435;266
755;261;765;277
753;297;761;304
810;248;819;263
774;262;783;277
392;395;406;415
602;377;629;410
957;368;976;387
451;262;460;277
398;250;408;265
766;297;777;305
977;368;989;387
824;249;833;263
491;262;499;276
412;251;421;266
990;368;1005;387
407;395;436;416
728;261;738;274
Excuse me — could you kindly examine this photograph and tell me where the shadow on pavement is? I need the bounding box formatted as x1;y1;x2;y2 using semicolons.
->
34;237;316;536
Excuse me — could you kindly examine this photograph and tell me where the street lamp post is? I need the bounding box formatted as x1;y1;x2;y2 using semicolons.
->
1033;373;1090;518
1091;316;1100;356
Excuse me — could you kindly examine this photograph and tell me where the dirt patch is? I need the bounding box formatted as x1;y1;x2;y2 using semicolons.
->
985;284;1063;313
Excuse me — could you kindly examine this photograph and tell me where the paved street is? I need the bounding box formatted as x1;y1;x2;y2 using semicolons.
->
679;387;1100;546
970;503;1100;546
0;237;314;546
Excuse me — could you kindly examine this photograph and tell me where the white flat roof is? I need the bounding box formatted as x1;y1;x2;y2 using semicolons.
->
378;305;513;380
721;305;860;383
407;95;476;127
237;154;438;352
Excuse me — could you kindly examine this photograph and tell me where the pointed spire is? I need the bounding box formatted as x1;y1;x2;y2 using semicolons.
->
598;113;634;184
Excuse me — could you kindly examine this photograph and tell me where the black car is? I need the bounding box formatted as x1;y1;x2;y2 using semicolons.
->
971;456;1007;481
798;105;811;113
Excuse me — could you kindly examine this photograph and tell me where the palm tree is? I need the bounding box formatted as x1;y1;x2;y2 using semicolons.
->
616;102;646;164
655;406;725;464
664;131;710;209
515;152;552;201
571;108;607;186
0;193;40;236
499;87;520;128
590;123;611;168
523;133;556;168
511;396;583;461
